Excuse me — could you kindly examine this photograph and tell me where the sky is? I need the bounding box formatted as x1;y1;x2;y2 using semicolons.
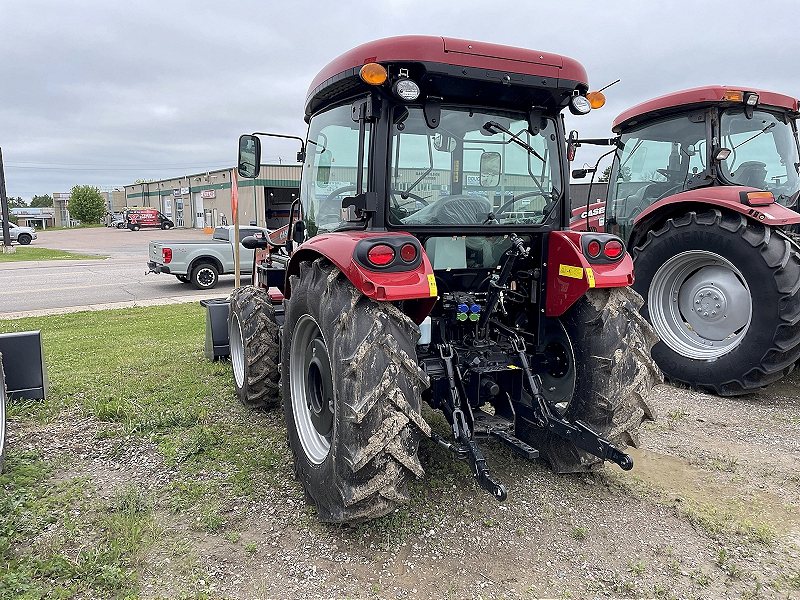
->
1;0;798;201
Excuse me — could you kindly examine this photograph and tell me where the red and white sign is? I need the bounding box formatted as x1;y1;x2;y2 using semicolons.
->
201;190;216;199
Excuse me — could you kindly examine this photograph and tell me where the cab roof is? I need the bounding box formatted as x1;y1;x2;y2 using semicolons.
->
305;35;588;117
613;85;800;132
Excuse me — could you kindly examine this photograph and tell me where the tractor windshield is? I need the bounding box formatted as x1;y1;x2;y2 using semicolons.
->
388;106;562;227
606;114;707;239
718;108;800;206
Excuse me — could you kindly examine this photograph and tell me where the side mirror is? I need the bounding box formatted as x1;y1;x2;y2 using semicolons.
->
567;130;579;162
480;152;501;187
292;220;306;243
238;134;261;178
571;169;590;179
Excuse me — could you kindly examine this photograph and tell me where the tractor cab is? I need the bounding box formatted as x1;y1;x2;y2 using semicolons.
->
604;86;800;242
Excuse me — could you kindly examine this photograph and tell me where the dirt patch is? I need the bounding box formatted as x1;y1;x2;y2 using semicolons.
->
6;379;800;599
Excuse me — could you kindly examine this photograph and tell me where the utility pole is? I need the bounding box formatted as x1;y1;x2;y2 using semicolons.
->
0;148;14;254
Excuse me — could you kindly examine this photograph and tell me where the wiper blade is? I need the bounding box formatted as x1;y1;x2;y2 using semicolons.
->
732;122;776;150
483;121;545;163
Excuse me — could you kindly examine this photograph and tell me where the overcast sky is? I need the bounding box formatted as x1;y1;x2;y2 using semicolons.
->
1;0;798;200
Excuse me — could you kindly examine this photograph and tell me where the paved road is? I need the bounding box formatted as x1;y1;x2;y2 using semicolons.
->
0;227;239;318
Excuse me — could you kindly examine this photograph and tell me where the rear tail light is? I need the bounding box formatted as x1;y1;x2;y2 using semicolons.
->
366;244;395;266
740;190;774;206
162;248;172;264
603;240;624;259
400;243;417;262
586;240;601;258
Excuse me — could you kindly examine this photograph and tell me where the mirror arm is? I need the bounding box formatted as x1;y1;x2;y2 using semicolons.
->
577;137;623;150
251;132;307;162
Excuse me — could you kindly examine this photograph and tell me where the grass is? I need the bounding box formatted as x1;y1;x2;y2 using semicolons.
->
0;246;105;261
0;304;289;598
0;303;796;598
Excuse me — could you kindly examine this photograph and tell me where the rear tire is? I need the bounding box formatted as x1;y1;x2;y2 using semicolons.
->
17;234;31;245
228;285;280;409
517;287;661;473
283;259;431;523
632;210;800;395
191;262;218;290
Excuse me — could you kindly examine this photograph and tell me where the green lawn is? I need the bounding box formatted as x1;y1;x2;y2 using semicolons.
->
0;247;106;262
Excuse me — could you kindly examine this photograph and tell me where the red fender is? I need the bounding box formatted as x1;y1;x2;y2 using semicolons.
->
286;231;437;323
546;230;634;317
634;187;800;227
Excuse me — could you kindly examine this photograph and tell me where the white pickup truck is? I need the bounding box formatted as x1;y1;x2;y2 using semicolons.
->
147;225;270;289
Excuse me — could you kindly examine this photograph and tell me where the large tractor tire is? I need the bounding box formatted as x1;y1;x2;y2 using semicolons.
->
1;353;7;473
517;287;661;473
632;210;800;396
228;285;280;409
282;259;431;524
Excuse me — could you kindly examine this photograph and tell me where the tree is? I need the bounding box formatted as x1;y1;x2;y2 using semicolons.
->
6;196;27;209
30;194;53;208
68;185;105;223
598;165;632;183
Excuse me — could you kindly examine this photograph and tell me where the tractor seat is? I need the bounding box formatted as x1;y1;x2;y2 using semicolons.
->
436;195;493;225
732;161;767;189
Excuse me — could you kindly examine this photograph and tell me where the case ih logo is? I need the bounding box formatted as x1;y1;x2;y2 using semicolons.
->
201;190;216;199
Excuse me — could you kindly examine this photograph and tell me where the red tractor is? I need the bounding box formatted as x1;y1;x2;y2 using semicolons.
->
230;36;659;523
572;86;800;395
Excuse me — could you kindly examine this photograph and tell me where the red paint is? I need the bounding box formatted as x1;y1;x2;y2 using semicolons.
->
306;35;588;108
635;187;800;226
545;231;634;317
162;247;172;264
569;201;606;232
613;85;799;132
286;232;437;322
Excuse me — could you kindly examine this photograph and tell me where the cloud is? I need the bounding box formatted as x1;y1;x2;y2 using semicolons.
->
0;0;797;198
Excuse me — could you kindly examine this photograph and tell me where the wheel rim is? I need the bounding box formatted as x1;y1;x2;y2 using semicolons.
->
648;250;752;360
230;312;245;389
196;268;215;287
538;319;576;416
290;314;333;464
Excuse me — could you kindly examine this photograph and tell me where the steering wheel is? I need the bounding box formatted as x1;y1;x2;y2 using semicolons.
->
493;191;548;219
320;185;429;222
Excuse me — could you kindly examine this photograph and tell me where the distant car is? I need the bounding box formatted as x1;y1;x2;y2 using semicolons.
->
110;215;126;229
3;223;37;245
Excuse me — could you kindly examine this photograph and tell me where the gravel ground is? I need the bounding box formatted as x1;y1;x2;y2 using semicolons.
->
8;375;800;599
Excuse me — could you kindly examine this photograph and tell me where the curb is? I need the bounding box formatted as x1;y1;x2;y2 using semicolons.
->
0;292;228;320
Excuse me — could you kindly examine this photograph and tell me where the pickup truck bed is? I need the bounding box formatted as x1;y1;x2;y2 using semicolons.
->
147;225;269;289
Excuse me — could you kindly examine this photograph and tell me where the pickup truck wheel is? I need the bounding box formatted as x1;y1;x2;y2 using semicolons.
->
191;262;218;290
283;258;430;523
516;287;661;473
632;210;800;395
17;234;32;245
228;286;280;408
1;352;7;473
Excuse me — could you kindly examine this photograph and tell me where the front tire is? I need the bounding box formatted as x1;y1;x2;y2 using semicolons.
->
17;234;31;245
283;259;431;523
633;210;800;395
228;286;280;409
191;262;218;290
517;287;661;473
